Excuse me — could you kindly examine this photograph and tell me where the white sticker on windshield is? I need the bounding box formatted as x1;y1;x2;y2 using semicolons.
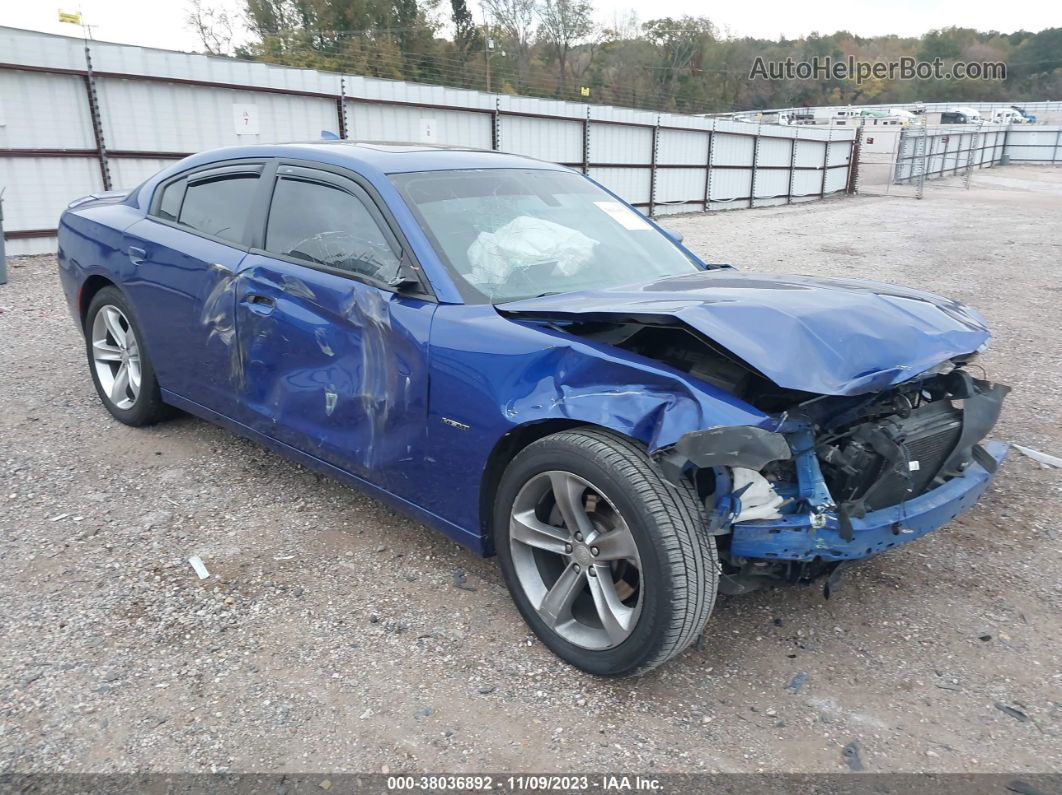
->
594;201;652;231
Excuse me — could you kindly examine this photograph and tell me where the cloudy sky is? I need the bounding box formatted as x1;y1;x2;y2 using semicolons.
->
1;0;1055;53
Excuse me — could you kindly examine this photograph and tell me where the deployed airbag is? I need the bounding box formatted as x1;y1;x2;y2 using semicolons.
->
467;217;597;289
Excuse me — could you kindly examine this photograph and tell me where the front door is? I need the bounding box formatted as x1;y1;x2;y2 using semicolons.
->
232;164;436;499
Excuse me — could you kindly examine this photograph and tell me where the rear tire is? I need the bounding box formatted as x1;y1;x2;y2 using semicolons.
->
494;428;718;677
85;286;171;426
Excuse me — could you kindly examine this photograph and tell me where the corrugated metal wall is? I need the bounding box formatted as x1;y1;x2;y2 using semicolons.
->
746;100;1062;118
0;26;859;254
892;125;1060;183
1002;126;1062;163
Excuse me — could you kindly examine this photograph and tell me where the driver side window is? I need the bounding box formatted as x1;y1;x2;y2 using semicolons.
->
264;176;401;283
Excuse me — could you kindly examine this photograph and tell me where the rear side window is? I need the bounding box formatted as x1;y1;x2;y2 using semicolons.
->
156;180;184;221
265;177;401;282
177;174;259;245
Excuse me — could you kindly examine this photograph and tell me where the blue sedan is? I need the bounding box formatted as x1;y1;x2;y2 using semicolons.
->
57;142;1008;676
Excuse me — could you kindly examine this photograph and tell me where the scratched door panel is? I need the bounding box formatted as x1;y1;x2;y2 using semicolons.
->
122;217;247;415
233;255;435;498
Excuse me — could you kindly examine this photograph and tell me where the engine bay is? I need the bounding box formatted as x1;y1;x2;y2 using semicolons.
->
809;368;1005;516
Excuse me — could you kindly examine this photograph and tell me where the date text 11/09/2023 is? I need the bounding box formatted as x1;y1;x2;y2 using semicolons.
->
386;775;663;791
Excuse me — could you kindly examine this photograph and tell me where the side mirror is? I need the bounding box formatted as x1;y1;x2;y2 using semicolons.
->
388;256;423;292
663;227;684;244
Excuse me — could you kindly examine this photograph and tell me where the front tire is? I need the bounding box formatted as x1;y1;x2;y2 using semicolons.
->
494;429;718;677
85;286;171;426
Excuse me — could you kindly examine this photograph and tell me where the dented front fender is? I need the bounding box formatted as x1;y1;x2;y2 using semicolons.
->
423;304;775;537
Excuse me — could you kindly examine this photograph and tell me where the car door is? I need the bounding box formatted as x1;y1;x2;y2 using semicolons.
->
233;163;437;498
122;161;264;417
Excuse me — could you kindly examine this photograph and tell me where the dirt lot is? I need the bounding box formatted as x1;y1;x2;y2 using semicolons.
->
1;166;1060;775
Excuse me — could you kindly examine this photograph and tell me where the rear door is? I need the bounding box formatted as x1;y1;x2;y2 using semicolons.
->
123;161;264;416
233;163;436;497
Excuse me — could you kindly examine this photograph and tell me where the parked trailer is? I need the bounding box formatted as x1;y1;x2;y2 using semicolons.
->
992;109;1027;125
925;111;973;125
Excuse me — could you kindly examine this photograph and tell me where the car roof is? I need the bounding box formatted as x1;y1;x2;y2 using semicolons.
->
191;141;569;175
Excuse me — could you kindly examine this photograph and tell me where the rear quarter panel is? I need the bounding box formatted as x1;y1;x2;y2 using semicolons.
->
57;201;145;329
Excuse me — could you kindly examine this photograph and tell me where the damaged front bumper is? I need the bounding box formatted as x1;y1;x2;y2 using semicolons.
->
652;368;1009;568
730;440;1008;562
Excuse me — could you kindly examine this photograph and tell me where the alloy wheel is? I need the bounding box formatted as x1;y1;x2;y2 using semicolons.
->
91;305;142;410
509;470;643;650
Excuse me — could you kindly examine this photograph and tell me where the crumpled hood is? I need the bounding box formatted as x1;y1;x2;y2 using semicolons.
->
498;271;991;396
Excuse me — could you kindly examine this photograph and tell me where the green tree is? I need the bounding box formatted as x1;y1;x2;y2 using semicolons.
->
1010;27;1062;80
209;1;1060;115
643;16;716;109
481;0;538;90
450;0;478;59
538;0;593;95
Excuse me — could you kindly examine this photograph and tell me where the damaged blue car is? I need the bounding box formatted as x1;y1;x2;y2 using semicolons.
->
58;143;1009;677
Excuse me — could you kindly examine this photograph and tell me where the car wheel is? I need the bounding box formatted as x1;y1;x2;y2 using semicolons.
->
85;286;171;426
494;428;718;676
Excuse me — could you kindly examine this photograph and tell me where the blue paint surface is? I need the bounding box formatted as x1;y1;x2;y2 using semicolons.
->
500;272;990;396
56;143;1002;560
731;441;1009;562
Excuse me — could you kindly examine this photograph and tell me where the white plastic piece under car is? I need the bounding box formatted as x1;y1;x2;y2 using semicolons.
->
731;467;786;522
466;216;597;289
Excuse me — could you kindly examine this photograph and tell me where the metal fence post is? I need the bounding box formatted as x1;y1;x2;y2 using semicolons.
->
83;42;112;191
963;125;980;190
703;124;714;212
0;189;7;286
648;117;660;217
337;77;348;139
846;126;862;194
582;107;590;175
893;128;906;184
491;97;501;151
1054;128;1061;165
750;127;761;209
786;130;798;203
819;127;831;198
916;133;928;198
915;119;929;199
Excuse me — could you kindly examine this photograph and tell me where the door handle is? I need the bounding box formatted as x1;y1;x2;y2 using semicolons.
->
128;246;146;266
243;293;276;315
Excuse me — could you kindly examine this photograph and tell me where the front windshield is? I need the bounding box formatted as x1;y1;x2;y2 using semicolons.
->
390;168;703;303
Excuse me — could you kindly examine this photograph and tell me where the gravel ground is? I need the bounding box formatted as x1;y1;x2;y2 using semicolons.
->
1;166;1060;775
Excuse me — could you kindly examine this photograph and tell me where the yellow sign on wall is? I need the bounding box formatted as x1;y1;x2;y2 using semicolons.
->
579;86;590;97
58;10;83;24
